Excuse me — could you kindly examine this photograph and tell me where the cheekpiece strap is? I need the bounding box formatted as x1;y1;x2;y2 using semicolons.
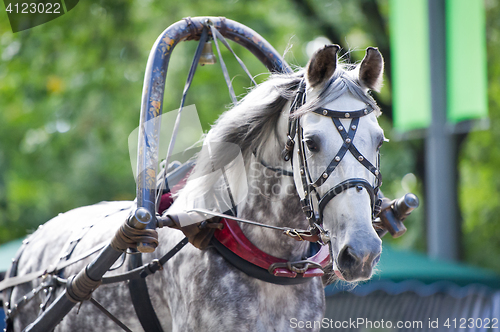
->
282;80;306;161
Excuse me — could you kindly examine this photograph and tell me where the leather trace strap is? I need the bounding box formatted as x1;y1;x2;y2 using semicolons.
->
127;251;163;332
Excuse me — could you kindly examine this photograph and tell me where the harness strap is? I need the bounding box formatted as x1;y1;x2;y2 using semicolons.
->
310;117;360;188
209;24;257;87
101;237;187;332
314;107;372;119
212;219;330;284
295;100;382;226
55;225;94;268
257;155;294;177
187;208;322;242
127;252;164;332
101;237;189;284
89;297;133;332
210;24;237;104
282;80;305;161
0;241;107;292
289;80;319;227
318;178;375;221
297;113;317;225
330;117;381;185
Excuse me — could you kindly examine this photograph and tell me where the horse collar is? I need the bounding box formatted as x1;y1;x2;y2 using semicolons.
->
212;217;330;285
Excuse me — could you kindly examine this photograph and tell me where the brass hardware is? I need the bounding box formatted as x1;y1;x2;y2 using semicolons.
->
199;42;217;66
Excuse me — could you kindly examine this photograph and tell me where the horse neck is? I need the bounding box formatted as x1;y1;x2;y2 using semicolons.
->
238;109;310;260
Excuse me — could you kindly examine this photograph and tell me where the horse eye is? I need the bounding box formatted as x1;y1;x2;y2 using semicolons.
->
304;138;319;152
377;137;386;151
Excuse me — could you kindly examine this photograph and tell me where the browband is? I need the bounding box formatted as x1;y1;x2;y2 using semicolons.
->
312;106;374;119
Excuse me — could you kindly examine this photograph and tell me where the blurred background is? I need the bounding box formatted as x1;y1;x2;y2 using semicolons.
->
1;0;500;325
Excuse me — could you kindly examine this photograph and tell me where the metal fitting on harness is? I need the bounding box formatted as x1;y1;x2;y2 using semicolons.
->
268;260;322;276
66;268;102;303
110;219;159;252
284;229;304;241
144;259;163;276
300;199;315;220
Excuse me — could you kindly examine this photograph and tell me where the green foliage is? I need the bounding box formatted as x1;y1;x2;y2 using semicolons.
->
0;0;421;246
0;0;499;275
0;0;329;242
459;0;500;273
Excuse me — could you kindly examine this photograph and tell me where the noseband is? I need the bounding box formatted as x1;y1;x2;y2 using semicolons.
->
282;80;382;232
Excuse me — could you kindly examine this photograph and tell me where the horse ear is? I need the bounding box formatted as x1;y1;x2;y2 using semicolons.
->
305;44;340;88
359;47;384;92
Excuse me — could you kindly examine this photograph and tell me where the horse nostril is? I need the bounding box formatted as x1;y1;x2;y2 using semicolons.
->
338;245;359;271
372;253;381;267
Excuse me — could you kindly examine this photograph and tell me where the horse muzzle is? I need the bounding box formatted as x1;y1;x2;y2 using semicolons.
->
335;239;382;281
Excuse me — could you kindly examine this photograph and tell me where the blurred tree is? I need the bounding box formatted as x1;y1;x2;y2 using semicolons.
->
459;0;500;273
0;0;330;241
0;0;499;274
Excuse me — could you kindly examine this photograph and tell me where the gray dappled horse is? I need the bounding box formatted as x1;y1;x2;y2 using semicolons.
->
9;45;385;331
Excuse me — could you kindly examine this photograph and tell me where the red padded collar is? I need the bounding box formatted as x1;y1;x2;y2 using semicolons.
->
213;217;330;278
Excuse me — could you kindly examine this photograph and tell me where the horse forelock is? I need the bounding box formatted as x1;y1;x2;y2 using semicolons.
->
295;63;381;117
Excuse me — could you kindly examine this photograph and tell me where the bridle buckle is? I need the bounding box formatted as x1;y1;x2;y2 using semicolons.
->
312;223;331;246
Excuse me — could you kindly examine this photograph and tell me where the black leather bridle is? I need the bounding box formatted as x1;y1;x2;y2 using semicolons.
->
282;80;382;233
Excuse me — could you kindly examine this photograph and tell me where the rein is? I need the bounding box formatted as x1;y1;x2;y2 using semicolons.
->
189;208;324;243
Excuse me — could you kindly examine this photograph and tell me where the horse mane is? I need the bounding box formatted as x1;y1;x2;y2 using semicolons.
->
173;63;380;209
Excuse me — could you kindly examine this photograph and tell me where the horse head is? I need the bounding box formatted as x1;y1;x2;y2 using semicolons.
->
292;45;384;282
